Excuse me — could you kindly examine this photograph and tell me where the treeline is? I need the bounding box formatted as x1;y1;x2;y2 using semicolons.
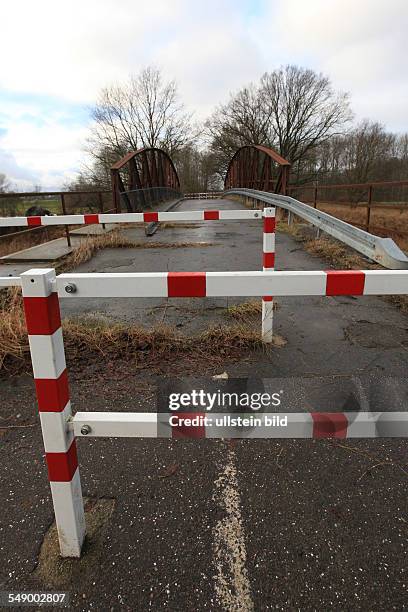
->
66;65;408;192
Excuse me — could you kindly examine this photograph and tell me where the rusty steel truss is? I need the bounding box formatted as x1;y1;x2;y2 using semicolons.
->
224;145;291;195
111;147;181;212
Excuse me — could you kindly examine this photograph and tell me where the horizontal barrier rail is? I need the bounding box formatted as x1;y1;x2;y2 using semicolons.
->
5;268;406;298
0;209;261;228
70;411;408;439
0;276;21;287
224;188;408;270
55;270;408;298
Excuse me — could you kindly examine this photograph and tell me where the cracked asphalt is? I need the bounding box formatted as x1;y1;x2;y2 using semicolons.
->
0;197;407;611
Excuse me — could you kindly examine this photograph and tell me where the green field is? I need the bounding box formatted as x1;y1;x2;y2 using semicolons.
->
0;197;61;217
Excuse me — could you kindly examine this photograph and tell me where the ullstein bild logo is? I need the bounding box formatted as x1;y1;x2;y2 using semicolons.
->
167;389;282;411
167;413;288;428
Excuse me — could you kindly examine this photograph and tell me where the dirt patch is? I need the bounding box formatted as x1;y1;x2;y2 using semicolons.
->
344;320;408;349
33;497;116;589
272;334;287;348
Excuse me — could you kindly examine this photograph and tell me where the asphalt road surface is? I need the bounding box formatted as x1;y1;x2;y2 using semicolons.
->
0;198;407;611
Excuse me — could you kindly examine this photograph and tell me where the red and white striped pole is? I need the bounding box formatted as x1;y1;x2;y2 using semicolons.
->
262;207;276;343
21;269;85;557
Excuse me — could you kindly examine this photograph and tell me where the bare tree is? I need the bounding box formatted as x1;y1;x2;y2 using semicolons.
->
206;65;352;179
340;121;394;183
261;66;352;163
172;145;220;192
206;83;272;177
86;66;194;184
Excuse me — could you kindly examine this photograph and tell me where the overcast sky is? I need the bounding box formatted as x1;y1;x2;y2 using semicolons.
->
0;0;407;190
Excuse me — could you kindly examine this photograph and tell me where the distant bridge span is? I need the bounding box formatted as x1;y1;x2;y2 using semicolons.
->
224;145;291;195
111;147;181;213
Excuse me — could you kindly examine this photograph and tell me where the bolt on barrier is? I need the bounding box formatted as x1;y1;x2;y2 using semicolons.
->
10;267;408;556
0;207;276;341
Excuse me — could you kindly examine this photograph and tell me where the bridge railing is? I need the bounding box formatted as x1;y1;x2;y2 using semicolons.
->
288;179;408;234
120;187;182;211
0;190;112;253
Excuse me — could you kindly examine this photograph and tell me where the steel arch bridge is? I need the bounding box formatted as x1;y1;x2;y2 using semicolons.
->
111;147;181;212
224;145;291;195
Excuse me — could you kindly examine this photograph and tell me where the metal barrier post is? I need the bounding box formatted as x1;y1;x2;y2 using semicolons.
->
21;269;86;557
262;207;275;343
60;193;71;247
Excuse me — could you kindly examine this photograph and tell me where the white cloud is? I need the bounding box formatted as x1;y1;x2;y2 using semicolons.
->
0;109;89;189
250;0;408;130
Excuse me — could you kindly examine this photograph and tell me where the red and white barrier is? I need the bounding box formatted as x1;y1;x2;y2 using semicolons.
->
0;209;261;227
71;411;408;439
262;208;275;342
14;267;408;557
20;269;86;558
1;207;273;339
56;269;408;298
4;268;408;298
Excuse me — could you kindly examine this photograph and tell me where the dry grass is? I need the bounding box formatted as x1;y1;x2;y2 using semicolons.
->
226;301;263;320
316;202;408;253
278;221;367;269
225;300;279;320
58;230;135;271
1;230;262;373
0;226;66;258
0;299;267;374
0;224;268;372
0;287;27;371
230;193;408;252
304;238;364;269
57;230;215;273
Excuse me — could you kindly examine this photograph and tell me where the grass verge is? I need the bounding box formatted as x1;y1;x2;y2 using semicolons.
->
0;299;267;374
58;230;135;271
58;230;214;272
278;221;368;269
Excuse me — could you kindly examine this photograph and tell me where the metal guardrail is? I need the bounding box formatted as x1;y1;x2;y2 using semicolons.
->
224;188;408;270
